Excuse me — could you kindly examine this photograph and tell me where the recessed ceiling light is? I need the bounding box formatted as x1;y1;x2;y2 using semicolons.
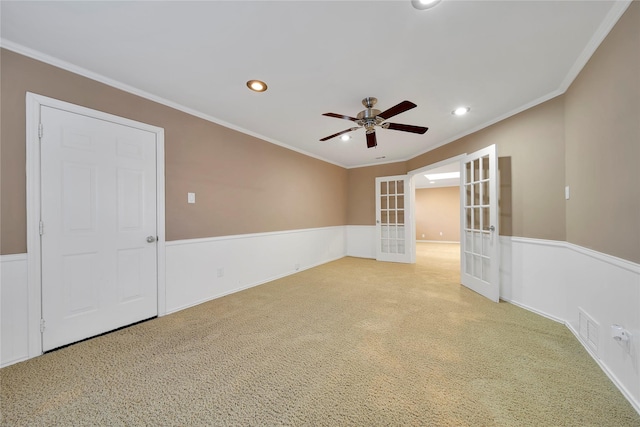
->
411;0;441;10
340;134;351;141
452;106;470;116
246;80;268;92
425;172;460;180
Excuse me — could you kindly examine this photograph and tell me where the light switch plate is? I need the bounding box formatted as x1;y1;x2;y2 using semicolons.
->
188;192;196;204
565;186;570;200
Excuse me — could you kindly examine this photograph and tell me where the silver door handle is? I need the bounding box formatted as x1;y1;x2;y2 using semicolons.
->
146;236;157;243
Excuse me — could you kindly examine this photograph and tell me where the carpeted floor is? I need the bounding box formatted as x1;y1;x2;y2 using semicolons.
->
1;243;638;426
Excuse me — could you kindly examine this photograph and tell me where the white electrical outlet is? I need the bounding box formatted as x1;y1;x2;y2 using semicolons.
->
188;192;196;204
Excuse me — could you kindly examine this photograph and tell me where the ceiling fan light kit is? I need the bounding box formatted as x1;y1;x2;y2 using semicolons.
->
321;97;428;148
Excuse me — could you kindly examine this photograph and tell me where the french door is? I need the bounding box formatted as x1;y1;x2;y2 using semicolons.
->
375;175;415;263
40;105;159;351
460;145;500;302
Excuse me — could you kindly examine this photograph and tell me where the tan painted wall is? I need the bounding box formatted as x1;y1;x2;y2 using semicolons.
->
409;96;566;241
0;49;348;255
564;1;639;263
346;162;407;225
349;2;639;263
415;187;460;242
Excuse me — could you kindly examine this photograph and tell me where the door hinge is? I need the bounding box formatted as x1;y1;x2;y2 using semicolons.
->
39;220;44;236
40;319;46;333
38;123;44;139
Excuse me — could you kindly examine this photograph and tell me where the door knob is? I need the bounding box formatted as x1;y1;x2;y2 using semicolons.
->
146;236;157;243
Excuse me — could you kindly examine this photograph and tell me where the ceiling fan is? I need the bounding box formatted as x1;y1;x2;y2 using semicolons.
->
320;97;428;148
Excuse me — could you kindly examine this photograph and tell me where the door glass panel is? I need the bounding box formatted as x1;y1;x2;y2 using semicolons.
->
389;197;396;209
482;156;489;180
389;210;396;224
397;210;405;224
381;197;388;210
381;211;388;224
396;181;404;195
482;181;489;205
473;183;480;205
473;207;480;230
482;207;490;231
381;182;388;195
389;182;396;195
397;196;404;209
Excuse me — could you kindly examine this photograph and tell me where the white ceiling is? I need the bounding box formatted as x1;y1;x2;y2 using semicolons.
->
1;1;630;168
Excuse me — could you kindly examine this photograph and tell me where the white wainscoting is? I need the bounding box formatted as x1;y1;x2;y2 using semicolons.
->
346;225;376;259
1;254;30;367
165;226;346;314
500;236;640;414
3;230;639;413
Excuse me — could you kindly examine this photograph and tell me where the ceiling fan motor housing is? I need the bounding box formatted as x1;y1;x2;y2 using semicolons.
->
357;97;385;131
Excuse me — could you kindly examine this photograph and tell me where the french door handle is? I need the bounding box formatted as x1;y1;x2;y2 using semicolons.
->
146;235;157;243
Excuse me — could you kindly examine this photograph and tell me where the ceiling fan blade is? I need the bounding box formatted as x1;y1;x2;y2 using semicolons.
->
322;112;359;122
382;122;428;134
319;127;360;141
378;100;417;120
366;131;377;148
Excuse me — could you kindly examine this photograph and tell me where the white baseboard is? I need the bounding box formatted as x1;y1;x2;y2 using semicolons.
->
3;231;639;414
165;226;346;314
500;236;640;413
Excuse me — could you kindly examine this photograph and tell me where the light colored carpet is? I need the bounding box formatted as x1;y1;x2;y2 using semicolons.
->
1;243;638;426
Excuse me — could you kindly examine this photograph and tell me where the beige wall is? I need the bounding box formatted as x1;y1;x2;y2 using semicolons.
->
346;162;407;225
408;97;566;241
2;2;637;263
564;1;639;263
348;3;638;264
347;96;566;240
415;187;460;242
0;49;348;255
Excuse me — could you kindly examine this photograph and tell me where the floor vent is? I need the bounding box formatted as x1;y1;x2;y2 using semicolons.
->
578;308;599;358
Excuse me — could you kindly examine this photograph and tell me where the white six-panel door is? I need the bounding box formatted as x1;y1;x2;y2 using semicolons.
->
40;105;158;351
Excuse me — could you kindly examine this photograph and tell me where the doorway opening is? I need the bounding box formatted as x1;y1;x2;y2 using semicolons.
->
410;156;463;271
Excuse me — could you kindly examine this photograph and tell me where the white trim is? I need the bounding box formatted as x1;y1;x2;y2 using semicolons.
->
164;226;346;314
0;253;28;262
566;322;640;415
407;154;467;176
165;253;344;315
166;225;345;247
557;0;632;92
25;92;167;356
1;40;343;169
1;253;30;367
500;297;565;325
511;236;640;274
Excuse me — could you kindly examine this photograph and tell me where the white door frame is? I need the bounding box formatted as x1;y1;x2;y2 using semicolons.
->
408;154;467;262
25;92;166;358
